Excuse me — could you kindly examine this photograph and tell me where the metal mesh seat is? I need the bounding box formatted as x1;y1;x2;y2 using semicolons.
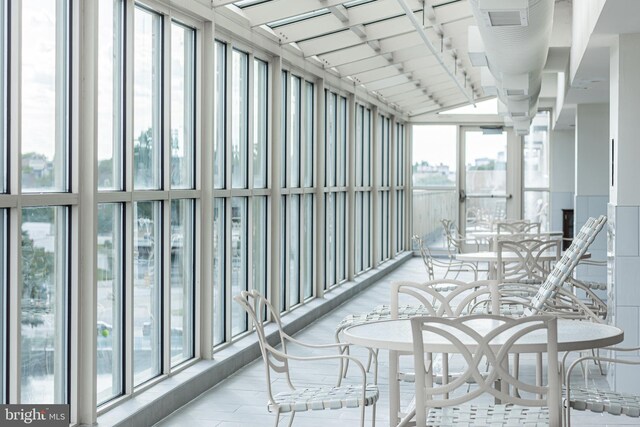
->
270;384;379;413
426;404;550;426
234;290;378;427
565;348;640;425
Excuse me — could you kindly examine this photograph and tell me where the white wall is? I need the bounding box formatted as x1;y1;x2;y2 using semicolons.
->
575;103;609;196
570;0;606;81
549;129;575;231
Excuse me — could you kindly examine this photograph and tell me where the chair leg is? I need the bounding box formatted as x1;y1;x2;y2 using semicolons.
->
371;402;377;427
287;411;296;427
274;410;281;427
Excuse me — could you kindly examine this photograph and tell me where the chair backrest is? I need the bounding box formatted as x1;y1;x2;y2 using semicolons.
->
391;279;500;318
233;290;293;403
525;215;607;315
496;238;561;284
410;315;560;426
496;220;535;234
413;235;435;280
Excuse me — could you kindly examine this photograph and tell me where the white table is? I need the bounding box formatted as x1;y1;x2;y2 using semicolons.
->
455;250;590;279
470;230;563;241
343;318;623;426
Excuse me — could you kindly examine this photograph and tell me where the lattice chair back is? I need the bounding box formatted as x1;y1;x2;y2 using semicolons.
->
413;235;436;280
233;290;292;405
496;220;533;234
525;216;607;316
410;315;560;427
391;279;500;318
496;238;561;285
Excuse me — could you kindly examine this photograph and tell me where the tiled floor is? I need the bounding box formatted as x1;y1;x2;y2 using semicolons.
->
154;258;637;426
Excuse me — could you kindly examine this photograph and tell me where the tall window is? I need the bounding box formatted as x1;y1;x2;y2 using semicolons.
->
133;7;162;190
523;111;550;230
395;123;406;252
20;0;71;405
213;41;226;189
378;114;390;263
231;49;248;189
21;207;69;404
325;91;347;289
354;104;372;274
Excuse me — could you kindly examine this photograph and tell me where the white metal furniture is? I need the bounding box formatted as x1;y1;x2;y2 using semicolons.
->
411;315;560;427
456;249;569;280
565;346;640;426
342;317;623;426
234;290;379;427
496;238;561;285
496;220;540;234
413;234;477;281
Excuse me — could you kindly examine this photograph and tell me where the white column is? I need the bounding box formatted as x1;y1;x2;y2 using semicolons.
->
609;33;640;393
574;103;608;284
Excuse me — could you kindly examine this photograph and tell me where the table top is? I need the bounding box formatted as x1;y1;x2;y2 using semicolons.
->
455;250;590;263
470;230;563;239
342;318;623;353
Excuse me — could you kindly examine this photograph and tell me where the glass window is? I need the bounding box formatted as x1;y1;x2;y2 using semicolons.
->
363;109;371;186
289;195;300;305
354;192;362;274
231;50;248;189
524;111;551;231
0;210;6;402
325;193;335;288
97;203;123;404
171;23;195;189
97;0;123;191
325;91;336;187
231;197;247;336
213;41;226;189
170;199;194;366
363;193;371;269
252;197;267;296
133;7;163;190
253;60;268;188
396;190;404;252
303;82;314;188
212;199;225;346
133;201;162;385
0;1;5;194
302;195;313;299
355;105;363;186
281;71;287;188
336;193;346;283
337;97;347;187
280;196;286;310
290;76;301;187
21;0;69;193
412;125;457;187
21;206;68;403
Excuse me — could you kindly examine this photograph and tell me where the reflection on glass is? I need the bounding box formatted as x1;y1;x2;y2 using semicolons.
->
354;192;362;274
97;0;123;191
325;91;336;187
252;197;267;296
337;96;346;187
96;204;123;404
396;190;404;252
214;41;226;189
133;7;163;190
304;82;314;188
253;60;268;188
212;199;225;345
303;195;313;299
379;191;389;261
21;207;68;403
22;0;69;193
337;193;346;283
280;196;286;309
290;76;301;187
281;72;287;188
412;125;457;187
231;50;248;189
396;123;405;186
363;109;371;186
170;200;194;365
325;193;335;288
524;191;549;231
289;195;300;305
133;201;161;385
231;197;247;335
171;23;195;189
355;105;363;186
363;193;371;269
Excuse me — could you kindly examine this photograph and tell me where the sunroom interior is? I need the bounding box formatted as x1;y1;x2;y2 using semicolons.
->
4;0;640;426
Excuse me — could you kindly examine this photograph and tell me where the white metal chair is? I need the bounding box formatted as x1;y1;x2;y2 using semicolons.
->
413;234;478;281
410;315;561;427
565;346;640;426
234;290;379;427
496;238;561;286
495;220;536;234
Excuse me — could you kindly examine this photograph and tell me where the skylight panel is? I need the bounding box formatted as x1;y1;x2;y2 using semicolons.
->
344;0;376;8
267;8;330;28
234;0;271;8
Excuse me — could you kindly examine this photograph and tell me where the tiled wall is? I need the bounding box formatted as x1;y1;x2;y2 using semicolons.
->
574;196;608;285
608;203;640;393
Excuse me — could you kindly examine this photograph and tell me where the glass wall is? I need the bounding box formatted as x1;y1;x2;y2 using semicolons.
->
523;111;550;230
395;123;406;253
378;114;390;263
354;104;372;274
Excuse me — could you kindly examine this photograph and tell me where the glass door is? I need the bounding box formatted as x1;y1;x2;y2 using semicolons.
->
461;128;510;234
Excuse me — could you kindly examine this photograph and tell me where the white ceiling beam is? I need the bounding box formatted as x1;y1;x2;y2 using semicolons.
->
242;0;346;26
328;5;350;23
395;0;475;105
